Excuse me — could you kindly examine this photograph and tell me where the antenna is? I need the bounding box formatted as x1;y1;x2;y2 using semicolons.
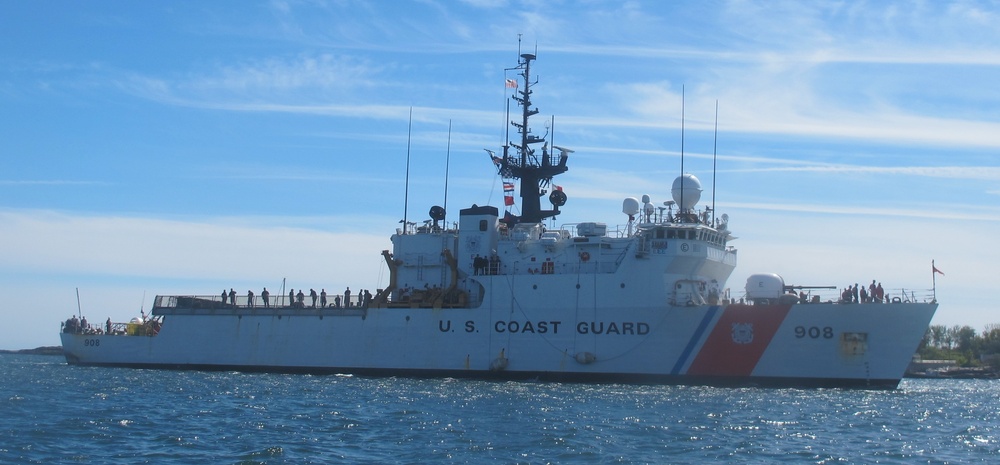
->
75;287;82;319
443;119;452;227
712;99;718;226
680;85;685;214
403;107;412;234
550;115;555;155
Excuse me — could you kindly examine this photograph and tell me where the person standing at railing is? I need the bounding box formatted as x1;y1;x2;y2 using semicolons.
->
262;288;270;308
247;289;255;307
221;289;228;305
229;289;237;306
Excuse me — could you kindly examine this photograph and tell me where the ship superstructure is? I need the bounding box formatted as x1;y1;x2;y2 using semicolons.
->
59;51;937;388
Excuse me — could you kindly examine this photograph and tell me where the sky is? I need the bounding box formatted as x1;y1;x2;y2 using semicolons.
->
2;0;999;350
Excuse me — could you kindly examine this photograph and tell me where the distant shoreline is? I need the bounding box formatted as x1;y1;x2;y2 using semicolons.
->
0;346;63;356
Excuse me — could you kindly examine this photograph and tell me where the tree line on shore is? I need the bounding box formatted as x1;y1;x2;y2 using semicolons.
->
917;323;1000;368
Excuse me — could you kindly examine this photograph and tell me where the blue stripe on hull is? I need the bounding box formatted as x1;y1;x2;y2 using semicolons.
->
671;305;719;375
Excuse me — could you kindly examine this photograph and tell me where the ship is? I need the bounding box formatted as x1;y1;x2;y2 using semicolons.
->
60;51;937;388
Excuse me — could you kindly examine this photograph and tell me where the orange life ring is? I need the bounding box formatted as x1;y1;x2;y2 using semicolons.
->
580;251;590;262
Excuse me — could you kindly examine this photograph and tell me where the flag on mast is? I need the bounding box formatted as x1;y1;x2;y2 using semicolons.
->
931;260;943;302
503;182;515;206
933;261;944;275
505;78;518;88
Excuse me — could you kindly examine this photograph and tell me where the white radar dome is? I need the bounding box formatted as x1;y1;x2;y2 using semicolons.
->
745;273;785;300
622;197;640;217
671;174;702;211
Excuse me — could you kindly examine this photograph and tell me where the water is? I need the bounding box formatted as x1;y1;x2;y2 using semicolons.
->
1;355;997;464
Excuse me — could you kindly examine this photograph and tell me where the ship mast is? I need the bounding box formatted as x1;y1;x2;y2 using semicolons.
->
496;52;569;224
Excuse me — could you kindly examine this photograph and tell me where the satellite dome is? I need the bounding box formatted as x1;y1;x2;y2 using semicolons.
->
622;197;640;216
671;174;702;210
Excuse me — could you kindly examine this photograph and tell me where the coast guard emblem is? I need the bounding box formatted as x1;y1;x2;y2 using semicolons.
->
731;323;754;344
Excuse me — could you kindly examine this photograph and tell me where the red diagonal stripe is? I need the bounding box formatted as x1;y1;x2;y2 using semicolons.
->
686;303;792;376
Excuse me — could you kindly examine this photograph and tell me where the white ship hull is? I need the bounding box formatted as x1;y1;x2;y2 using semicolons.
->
61;298;935;388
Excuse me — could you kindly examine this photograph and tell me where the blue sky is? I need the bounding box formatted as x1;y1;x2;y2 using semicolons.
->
2;0;998;349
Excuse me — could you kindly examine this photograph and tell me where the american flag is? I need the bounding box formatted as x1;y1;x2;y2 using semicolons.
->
505;78;518;88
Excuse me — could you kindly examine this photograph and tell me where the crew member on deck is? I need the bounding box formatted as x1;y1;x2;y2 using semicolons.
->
262;288;270;308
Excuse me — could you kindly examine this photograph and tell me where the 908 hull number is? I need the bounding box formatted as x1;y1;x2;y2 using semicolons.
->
795;326;833;339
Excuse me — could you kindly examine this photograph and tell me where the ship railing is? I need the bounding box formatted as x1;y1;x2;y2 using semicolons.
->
153;294;372;310
61;319;161;337
746;287;938;305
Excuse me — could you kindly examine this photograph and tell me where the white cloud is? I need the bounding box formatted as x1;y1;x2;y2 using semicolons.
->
0;209;389;284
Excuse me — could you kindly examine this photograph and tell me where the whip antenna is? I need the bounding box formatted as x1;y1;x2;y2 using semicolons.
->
443;119;452;226
712;99;718;226
403;107;412;234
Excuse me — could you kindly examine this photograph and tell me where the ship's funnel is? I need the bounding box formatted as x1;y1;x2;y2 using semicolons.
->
671;174;702;211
